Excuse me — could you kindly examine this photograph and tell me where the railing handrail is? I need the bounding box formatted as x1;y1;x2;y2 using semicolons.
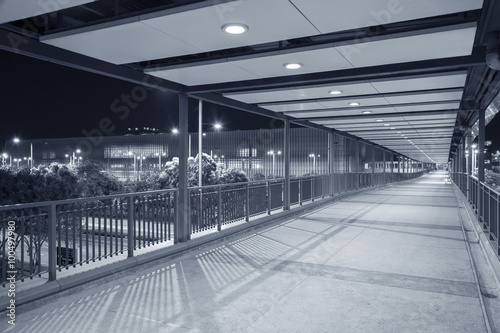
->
0;187;178;211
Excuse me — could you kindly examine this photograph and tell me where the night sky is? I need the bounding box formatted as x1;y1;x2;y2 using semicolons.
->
1;48;499;154
0;49;275;150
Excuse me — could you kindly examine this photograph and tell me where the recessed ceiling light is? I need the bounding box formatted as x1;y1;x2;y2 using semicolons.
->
390;127;396;130
349;102;360;107
362;111;372;114
397;131;401;134
375;119;384;122
329;90;342;95
222;23;249;34
284;63;302;70
383;123;390;126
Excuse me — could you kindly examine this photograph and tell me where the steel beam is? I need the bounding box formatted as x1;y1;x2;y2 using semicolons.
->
186;48;485;94
0;28;185;93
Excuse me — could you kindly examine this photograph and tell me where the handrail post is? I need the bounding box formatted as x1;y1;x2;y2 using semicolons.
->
267;181;272;215
217;186;222;231
48;203;57;281
246;182;250;222
127;195;135;256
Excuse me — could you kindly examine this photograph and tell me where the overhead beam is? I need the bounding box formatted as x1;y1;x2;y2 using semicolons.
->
186;47;486;94
0;28;186;93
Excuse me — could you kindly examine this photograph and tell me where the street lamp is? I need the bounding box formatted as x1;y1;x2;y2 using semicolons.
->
13;137;34;169
1;153;8;166
72;149;81;165
267;150;281;177
309;154;320;174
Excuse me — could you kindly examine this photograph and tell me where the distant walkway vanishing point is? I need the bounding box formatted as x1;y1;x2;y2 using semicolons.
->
2;171;500;333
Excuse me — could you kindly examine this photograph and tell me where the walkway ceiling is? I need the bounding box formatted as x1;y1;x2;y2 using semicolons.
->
2;0;500;164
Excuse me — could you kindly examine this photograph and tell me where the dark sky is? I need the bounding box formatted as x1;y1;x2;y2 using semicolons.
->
0;49;275;150
1;48;500;154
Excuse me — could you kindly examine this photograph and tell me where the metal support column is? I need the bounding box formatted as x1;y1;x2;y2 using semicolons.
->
329;132;335;195
383;150;386;184
355;140;360;189
177;93;190;242
371;144;375;186
284;120;291;210
478;108;485;182
466;131;472;200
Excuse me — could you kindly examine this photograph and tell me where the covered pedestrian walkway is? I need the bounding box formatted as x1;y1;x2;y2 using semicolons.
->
2;171;499;333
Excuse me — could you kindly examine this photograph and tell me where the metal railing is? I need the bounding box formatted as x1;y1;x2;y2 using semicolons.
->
0;171;427;285
451;172;500;261
0;189;176;285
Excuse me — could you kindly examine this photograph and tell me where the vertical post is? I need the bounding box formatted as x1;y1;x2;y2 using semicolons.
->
467;131;472;200
246;183;250;221
371;145;375;186
198;100;203;187
177;93;190;242
30;143;33;169
48;203;57;281
383;149;386;184
217;186;222;231
127;195;134;256
329;132;335;196
478;108;485;220
355;140;360;189
267;181;272;214
478;108;485;183
284;121;291;209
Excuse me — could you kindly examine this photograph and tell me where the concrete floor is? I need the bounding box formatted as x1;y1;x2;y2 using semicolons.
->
1;171;496;332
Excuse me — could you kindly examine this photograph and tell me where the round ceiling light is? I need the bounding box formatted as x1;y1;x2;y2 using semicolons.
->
349;102;360;106
222;23;249;34
284;63;303;70
329;90;342;95
362;111;372;114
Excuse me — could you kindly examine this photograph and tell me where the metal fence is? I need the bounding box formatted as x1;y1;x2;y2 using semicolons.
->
0;189;176;285
451;172;500;261
1;170;427;285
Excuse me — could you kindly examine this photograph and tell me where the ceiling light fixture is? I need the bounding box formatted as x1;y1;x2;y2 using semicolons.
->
390;127;396;130
284;63;303;70
222;23;249;34
362;111;372;114
329;90;342;95
375;119;384;122
383;123;390;126
349;102;360;107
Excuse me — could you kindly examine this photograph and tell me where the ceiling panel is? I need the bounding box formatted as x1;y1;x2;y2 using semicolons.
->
290;0;483;34
0;0;96;24
335;24;476;68
318;96;390;109
41;19;202;64
143;0;319;53
148;47;353;86
223;81;379;104
147;62;260;86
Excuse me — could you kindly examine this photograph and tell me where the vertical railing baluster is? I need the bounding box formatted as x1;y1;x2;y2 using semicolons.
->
48;204;56;281
246;183;250;222
128;195;134;258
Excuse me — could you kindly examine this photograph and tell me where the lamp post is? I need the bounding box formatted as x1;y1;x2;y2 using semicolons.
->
1;153;7;166
72;149;81;165
309;154;320;174
267;150;281;177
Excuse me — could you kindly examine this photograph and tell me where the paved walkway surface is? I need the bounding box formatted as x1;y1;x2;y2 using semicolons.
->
1;171;495;332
